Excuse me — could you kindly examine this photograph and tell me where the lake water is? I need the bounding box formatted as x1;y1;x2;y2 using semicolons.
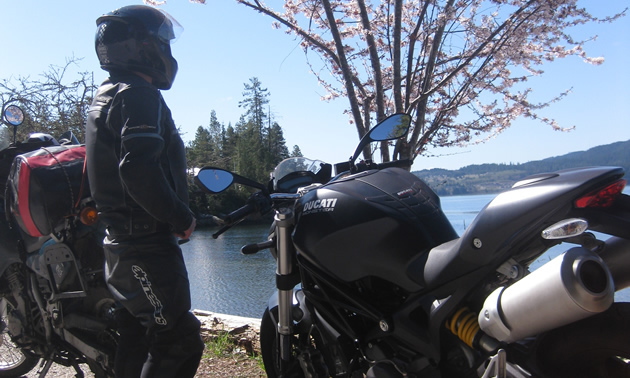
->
183;190;630;318
183;224;276;318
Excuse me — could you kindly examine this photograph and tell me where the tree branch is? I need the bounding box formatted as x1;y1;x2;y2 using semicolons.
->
321;0;368;158
408;0;456;157
392;0;403;113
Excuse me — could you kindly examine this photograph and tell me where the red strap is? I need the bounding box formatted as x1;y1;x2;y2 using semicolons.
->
26;146;85;169
17;159;42;237
75;154;88;209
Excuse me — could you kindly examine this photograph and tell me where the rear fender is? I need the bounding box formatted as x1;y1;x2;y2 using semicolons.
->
577;193;630;238
267;289;347;350
0;255;21;279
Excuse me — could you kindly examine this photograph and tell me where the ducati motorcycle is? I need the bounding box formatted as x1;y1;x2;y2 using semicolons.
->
0;106;116;377
196;113;630;377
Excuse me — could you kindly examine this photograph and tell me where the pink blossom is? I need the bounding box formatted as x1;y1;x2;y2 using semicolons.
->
233;0;625;161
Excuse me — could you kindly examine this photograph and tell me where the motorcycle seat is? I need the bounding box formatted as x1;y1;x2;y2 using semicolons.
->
418;166;625;292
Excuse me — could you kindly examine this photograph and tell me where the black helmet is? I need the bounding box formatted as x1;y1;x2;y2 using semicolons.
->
95;5;182;90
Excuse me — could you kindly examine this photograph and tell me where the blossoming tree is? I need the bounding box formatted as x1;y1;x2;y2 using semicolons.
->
178;0;624;163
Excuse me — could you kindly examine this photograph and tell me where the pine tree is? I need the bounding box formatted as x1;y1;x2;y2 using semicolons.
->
223;124;238;171
266;122;289;166
238;77;269;143
186;78;304;218
290;145;303;158
188;126;213;168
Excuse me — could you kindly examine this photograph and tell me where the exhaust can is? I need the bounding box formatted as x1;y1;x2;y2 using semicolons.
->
478;247;614;343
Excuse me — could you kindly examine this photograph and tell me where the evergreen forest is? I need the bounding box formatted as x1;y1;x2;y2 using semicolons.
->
186;77;301;220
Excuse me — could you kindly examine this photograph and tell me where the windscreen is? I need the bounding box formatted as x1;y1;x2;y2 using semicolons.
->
272;157;325;188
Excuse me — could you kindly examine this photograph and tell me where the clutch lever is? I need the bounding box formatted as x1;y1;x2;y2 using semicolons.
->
212;218;245;239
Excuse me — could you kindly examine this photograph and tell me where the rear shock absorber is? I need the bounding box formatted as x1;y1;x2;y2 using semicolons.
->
446;307;480;348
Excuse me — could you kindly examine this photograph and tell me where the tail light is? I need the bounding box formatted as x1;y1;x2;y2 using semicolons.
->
575;179;626;209
80;207;99;226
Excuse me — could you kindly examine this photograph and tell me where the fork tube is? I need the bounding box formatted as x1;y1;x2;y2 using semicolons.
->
275;208;295;364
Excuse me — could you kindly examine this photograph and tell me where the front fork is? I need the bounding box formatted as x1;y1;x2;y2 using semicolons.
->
274;208;296;366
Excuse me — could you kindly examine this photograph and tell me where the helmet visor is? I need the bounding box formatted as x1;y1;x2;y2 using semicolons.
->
157;9;183;44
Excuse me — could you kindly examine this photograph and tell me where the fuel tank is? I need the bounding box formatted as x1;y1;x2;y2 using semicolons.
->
292;168;457;293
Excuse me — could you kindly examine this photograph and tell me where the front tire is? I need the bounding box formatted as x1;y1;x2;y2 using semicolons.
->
260;307;333;378
0;298;39;377
260;308;303;377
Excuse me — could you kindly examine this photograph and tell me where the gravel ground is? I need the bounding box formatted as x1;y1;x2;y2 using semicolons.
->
195;310;265;377
24;311;265;378
25;363;94;378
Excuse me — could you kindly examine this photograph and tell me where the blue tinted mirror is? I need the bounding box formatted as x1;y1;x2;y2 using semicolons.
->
369;114;411;141
351;113;411;163
196;168;234;193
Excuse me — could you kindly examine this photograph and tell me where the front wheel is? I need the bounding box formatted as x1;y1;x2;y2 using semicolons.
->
0;298;39;377
260;307;335;378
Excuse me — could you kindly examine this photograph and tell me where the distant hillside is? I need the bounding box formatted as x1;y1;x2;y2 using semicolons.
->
413;140;630;196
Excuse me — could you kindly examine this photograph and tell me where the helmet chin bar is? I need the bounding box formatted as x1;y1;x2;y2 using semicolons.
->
131;71;153;84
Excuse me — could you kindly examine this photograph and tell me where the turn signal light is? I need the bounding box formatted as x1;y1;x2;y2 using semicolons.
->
542;218;588;240
80;207;98;226
575;179;626;209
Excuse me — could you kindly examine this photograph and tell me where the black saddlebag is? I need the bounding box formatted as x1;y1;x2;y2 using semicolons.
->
7;145;88;237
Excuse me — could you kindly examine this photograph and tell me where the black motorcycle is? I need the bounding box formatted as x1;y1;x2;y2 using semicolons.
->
0;105;116;377
196;113;630;377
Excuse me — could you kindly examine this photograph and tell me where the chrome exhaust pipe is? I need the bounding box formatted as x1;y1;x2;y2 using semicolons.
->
478;247;614;343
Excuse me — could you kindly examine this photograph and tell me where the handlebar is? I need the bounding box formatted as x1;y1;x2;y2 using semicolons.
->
224;202;257;225
241;239;275;255
211;202;256;239
335;158;413;175
373;159;413;170
211;191;272;239
210;159;412;239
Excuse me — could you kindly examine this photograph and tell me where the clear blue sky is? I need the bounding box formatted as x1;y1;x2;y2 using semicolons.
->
1;1;628;171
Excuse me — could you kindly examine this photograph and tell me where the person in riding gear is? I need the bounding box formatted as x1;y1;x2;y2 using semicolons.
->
85;5;203;377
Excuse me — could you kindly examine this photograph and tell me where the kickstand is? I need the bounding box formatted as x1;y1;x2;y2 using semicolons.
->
480;349;507;378
37;358;54;378
36;354;84;378
71;360;85;378
479;349;532;378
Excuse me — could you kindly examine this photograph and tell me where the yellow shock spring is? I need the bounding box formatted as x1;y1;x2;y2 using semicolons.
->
446;307;480;348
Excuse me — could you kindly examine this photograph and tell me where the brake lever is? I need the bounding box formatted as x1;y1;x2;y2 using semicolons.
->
211;191;271;239
212;225;231;239
212;217;247;239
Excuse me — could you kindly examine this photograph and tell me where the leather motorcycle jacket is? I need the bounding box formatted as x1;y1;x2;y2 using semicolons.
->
85;73;193;236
